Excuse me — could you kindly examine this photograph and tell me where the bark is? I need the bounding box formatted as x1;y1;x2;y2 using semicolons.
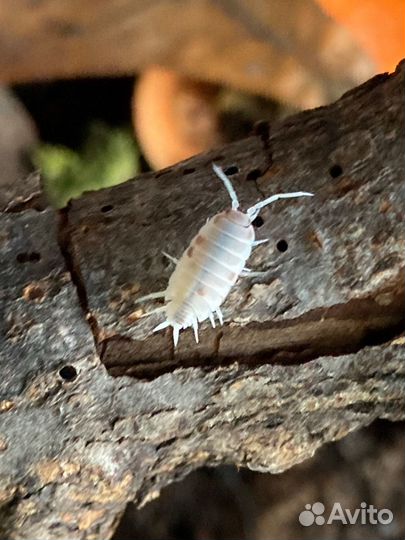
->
0;62;404;539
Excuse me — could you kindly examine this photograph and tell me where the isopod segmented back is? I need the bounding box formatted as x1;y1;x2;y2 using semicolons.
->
137;164;313;346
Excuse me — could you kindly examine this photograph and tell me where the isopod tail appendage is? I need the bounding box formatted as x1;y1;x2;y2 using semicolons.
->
173;325;180;347
152;320;170;333
216;307;224;325
192;318;199;343
247;191;314;221
212;164;240;210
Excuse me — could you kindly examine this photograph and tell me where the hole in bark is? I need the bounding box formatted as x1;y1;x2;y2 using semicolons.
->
252;216;264;228
265;415;284;428
246;169;261;181
276;240;288;252
223;165;239;175
101;204;113;213
16;252;41;263
329;164;343;178
59;365;77;381
182;167;195;175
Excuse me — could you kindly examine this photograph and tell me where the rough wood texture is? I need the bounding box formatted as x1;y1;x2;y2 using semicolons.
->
1;62;404;539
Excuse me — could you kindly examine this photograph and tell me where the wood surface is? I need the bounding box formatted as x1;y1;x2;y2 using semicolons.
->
0;61;404;539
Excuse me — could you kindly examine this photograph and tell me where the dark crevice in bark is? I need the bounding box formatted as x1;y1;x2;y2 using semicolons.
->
57;206;101;352
3;192;47;213
214;330;224;357
101;280;405;380
249;120;272;199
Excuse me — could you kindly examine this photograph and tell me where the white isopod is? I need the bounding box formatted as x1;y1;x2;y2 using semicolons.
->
137;164;313;346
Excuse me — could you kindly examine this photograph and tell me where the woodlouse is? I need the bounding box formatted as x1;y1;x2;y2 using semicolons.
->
137;164;313;346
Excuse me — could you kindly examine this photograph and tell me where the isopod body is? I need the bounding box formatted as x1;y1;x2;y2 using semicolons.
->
138;164;313;346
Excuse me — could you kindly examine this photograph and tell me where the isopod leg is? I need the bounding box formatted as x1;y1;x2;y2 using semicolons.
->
212;164;240;210
136;291;166;303
209;312;216;328
240;268;267;277
162;251;179;264
252;239;269;247
192;318;199;343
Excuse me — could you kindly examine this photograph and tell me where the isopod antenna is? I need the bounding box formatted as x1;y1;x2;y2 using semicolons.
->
212;163;240;210
247;191;313;221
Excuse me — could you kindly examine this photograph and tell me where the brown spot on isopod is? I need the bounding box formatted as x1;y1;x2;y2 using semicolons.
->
195;235;205;246
187;247;194;257
197;288;206;296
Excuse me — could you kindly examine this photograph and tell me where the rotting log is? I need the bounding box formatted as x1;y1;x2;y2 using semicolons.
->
1;62;404;539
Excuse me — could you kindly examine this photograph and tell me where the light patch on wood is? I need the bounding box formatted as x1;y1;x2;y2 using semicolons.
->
78;509;105;530
0;486;17;505
139;489;161;508
69;472;133;504
61;461;81;478
391;336;405;345
0;400;14;412
126;309;145;324
0;436;8;452
36;460;62;484
23;283;45;302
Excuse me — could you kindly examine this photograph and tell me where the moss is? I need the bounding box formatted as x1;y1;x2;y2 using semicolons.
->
33;122;139;208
